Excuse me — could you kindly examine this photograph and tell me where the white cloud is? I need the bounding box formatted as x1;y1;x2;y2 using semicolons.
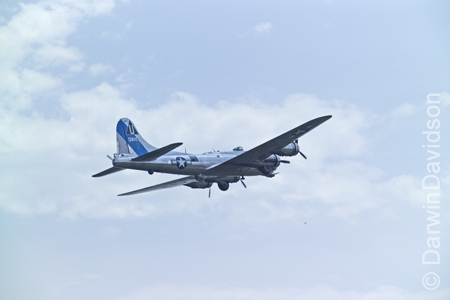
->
254;22;273;35
0;0;114;63
0;0;115;110
0;0;432;224
118;284;450;300
390;103;416;118
1;68;63;110
439;91;450;106
33;44;84;69
89;63;114;76
239;22;274;37
0;89;428;222
20;69;63;94
100;19;131;40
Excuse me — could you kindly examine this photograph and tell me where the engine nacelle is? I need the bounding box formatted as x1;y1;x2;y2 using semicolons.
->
259;165;274;176
258;154;281;175
185;181;213;189
263;154;281;168
272;141;299;157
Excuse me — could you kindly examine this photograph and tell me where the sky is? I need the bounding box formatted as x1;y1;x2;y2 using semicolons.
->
0;0;449;299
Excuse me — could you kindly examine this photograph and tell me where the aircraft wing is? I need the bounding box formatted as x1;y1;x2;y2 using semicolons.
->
93;143;182;177
118;175;197;196
92;166;125;177
132;142;183;161
205;115;332;174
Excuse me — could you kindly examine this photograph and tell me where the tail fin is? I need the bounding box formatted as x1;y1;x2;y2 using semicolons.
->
116;118;156;155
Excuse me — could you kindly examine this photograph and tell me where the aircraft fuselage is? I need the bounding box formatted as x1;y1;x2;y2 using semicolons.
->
113;150;263;177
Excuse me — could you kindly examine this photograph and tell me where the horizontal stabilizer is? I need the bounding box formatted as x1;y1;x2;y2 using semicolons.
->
118;176;197;196
92;167;124;178
131;142;183;162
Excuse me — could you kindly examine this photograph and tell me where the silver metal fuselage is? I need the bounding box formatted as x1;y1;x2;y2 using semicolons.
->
113;150;263;177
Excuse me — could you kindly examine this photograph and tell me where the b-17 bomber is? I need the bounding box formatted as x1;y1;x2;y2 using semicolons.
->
93;115;332;196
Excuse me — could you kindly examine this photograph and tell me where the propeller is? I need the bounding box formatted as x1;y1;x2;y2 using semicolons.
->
295;139;307;159
240;176;247;188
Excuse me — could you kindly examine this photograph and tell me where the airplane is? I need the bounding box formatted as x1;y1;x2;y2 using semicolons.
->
92;115;332;196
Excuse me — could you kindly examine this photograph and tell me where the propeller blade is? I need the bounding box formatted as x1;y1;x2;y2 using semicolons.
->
107;155;113;161
299;151;307;159
240;176;247;188
240;179;247;188
208;187;211;198
280;160;290;164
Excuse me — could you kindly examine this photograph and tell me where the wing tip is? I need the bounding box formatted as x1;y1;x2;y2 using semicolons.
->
313;115;332;125
117;191;134;196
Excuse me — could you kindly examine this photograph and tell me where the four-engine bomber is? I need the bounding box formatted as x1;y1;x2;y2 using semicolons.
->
93;115;332;196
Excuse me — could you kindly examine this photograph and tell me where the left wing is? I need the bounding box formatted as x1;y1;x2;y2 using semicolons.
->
92;166;125;177
118;176;197;196
206;115;331;174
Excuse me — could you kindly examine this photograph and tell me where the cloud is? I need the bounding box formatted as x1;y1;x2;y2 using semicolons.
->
0;0;115;110
0;0;431;225
20;68;63;96
239;22;274;37
0;89;428;223
118;284;450;300
254;22;274;34
439;91;450;106
390;103;415;118
89;63;114;76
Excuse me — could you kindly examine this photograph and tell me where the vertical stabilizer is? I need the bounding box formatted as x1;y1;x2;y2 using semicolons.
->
116;118;157;155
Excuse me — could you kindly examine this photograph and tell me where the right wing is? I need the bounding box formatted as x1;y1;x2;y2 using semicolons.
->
118;176;197;196
205;115;332;175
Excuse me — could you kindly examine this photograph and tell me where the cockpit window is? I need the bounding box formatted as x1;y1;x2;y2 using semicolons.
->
233;146;244;151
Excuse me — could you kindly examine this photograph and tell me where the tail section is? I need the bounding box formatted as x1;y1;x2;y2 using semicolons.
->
116;118;156;156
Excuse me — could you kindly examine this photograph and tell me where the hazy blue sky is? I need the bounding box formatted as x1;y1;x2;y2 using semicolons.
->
1;1;449;299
